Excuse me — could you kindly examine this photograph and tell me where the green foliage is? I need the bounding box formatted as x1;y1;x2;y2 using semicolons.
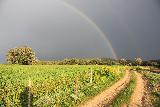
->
37;57;157;66
135;58;143;66
143;72;160;86
119;59;127;65
37;58;120;65
6;46;37;65
134;66;144;71
0;65;125;107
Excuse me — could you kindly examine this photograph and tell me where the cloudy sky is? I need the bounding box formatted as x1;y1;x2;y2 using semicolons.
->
0;0;160;62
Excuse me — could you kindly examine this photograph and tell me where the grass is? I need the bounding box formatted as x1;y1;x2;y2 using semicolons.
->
0;65;125;107
110;72;136;107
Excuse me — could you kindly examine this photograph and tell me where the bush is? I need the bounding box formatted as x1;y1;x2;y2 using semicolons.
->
6;46;38;65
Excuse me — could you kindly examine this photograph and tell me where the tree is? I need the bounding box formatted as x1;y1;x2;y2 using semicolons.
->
151;62;158;67
119;58;127;65
6;46;38;65
135;58;143;66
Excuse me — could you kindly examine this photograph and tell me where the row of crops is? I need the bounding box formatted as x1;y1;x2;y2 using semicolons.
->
142;71;160;106
0;65;126;107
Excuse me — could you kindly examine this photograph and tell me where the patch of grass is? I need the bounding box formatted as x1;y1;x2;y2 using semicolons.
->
110;72;136;107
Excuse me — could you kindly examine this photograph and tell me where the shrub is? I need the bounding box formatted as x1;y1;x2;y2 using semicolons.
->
6;46;38;65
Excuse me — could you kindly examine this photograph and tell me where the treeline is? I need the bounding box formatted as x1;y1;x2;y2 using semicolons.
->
37;58;160;67
37;58;118;65
5;46;160;67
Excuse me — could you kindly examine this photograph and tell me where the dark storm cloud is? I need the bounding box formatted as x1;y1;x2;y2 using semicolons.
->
0;0;160;62
68;0;160;60
0;0;113;62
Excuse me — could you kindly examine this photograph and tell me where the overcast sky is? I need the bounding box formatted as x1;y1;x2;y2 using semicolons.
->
0;0;160;62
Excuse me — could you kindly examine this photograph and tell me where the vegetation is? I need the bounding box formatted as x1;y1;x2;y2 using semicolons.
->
6;46;37;65
135;58;143;66
110;72;136;107
119;58;127;65
0;65;125;107
37;58;119;65
35;58;160;67
4;46;160;67
2;46;160;107
142;71;160;106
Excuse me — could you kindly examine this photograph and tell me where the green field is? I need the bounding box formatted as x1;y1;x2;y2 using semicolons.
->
0;65;125;107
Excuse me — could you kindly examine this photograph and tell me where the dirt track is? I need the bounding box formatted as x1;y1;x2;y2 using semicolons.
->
129;72;144;107
80;71;131;107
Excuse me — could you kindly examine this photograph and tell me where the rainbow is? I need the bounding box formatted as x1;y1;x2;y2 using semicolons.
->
59;0;117;59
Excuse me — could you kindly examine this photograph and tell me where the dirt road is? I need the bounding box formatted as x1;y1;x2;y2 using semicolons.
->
80;71;131;107
129;72;144;107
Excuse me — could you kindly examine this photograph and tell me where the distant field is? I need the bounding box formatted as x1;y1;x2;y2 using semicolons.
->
0;65;125;107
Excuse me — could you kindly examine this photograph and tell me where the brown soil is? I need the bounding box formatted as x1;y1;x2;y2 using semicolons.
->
151;69;160;73
129;72;145;107
142;79;153;107
80;71;131;107
142;75;157;107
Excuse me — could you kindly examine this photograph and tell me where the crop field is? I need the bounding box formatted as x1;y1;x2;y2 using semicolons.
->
0;65;125;107
1;65;159;107
142;71;160;106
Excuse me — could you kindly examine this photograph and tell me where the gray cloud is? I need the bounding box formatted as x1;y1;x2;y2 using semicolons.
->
0;0;114;62
68;0;160;60
0;0;160;62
